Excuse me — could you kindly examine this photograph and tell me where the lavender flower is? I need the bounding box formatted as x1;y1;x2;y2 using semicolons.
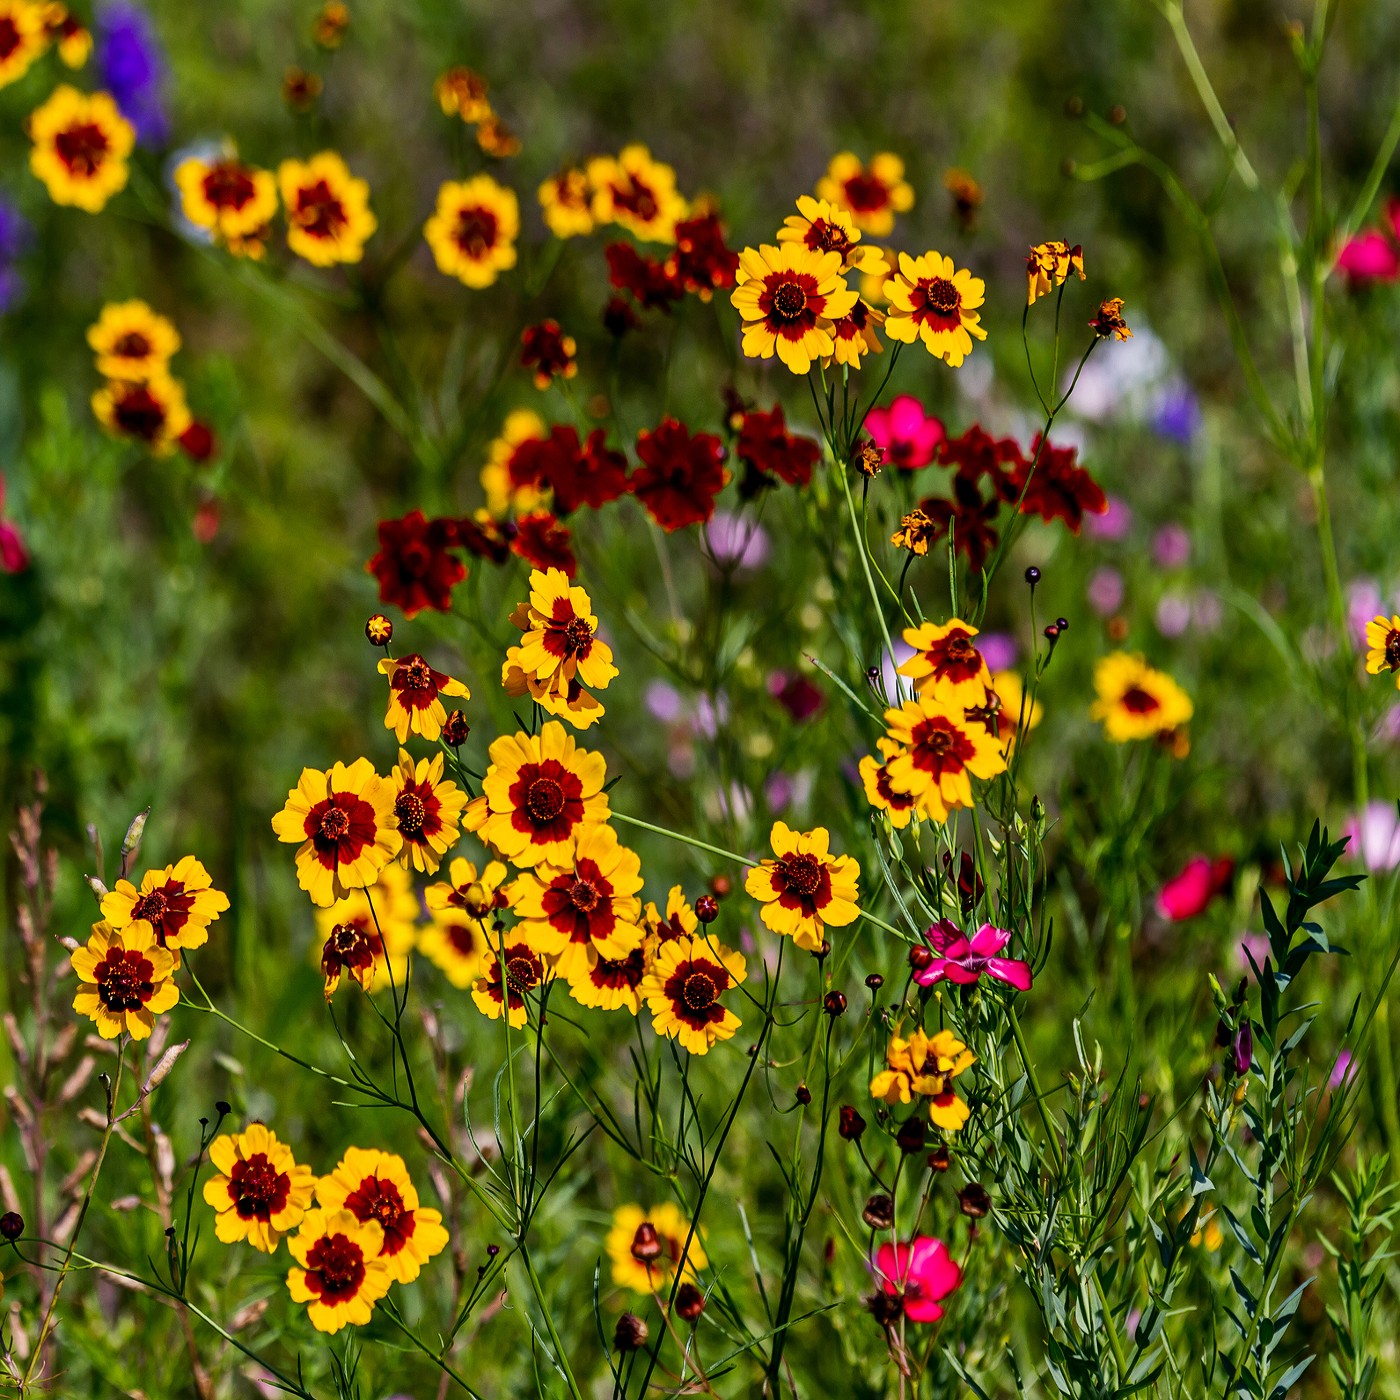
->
99;2;169;146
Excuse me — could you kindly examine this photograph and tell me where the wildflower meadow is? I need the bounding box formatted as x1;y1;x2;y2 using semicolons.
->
6;1;1400;1396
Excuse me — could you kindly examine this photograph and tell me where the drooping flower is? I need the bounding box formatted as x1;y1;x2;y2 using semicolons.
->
96;2;166;145
0;1;45;86
286;1208;392;1335
565;943;648;1014
174;150;278;258
870;1027;975;1130
378;652;470;744
278;152;375;266
826;297;885;369
730;243;858;374
312;860;419;997
202;1124;315;1253
71;921;178;1041
43;3;92;66
641;934;746;1054
28;85;135;212
642;884;700;950
912;921;1032;992
366;510;466;618
520;320;576;390
1090;296;1132;341
91;373;192;454
1155;856;1233;921
969;670;1042;752
606;1203;707;1293
315;1148;448;1285
471;939;547;1027
668;211;739;297
420;858;514;988
538;167;593;238
865;395;945;470
1025;240;1085;306
884;251;986;367
587;145;687;244
872;1236;962;1323
1089;653;1193;743
815;152;913;237
391;749;466;875
1365;614;1400;688
881;694;1008;822
480;408;549;516
86;299;180;380
511;510;576;576
100;855;229;960
898;619;992;706
735;404;821;491
890;507;938;557
632;419;729;531
744;821;860;951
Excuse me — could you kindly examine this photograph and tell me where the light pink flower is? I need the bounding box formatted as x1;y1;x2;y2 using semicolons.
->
1344;802;1400;871
865;394;945;470
913;920;1032;992
873;1236;962;1322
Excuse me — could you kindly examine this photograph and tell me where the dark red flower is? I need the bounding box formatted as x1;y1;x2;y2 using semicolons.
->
366;510;466;618
511;511;576;577
769;671;824;722
523;426;631;515
606;242;683;311
1012;435;1108;533
602;296;639;338
937;424;1024;501
632;419;729;532
667;213;739;298
917;475;1001;573
456;513;513;565
520;320;577;390
178;421;217;464
736;405;821;491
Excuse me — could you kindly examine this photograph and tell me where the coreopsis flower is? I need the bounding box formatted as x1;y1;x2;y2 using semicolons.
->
827;298;884;369
538;167;593;238
271;758;402;907
734;404;821;491
730;243;858;374
366;510;466;618
917;477;1002;572
315;1148;448;1285
815;152;913;237
391;749;466;875
86;300;179;380
898;619;992;705
281;65;322;110
938;424;1024;500
424;175;518;287
641;934;746;1053
870;1027;975;1130
669;211;739;297
0;1;45;86
1089;652;1193;743
890;507;937;556
312;861;418;997
202;1124;315;1253
28;84;134;211
884;252;987;367
607;241;683;311
1026;240;1085;306
642;884;699;949
481;408;550;515
43;3;92;67
503;655;604;729
1366;614;1400;687
1013;436;1107;532
632;419;729;531
882;694;1008;822
872;1237;963;1323
477;112;521;158
470;720;609;867
859;740;917;830
456;512;512;565
943;168;983;230
514;425;630;515
913;920;1032;992
434;65;490;121
278;152;376;267
778;194;888;276
565;944;647;1013
71;921;178;1041
1090;296;1132;341
520;320;576;390
606;1203;707;1293
510;567;617;696
587;144;687;243
472;939;547;1027
378;652;470;743
866;394;945;470
513;823;645;980
311;1;349;48
100;856;229;961
174;151;278;258
511;511;576;576
420;858;513;987
744;822;860;951
286;1208;392;1335
91;373;192;455
1155;855;1233;921
969;670;1042;751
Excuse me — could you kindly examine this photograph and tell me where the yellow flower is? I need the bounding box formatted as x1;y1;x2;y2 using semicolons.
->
890;507;937;556
899;618;992;706
564;943;648;1014
605;1202;707;1293
1366;615;1400;688
71;921;178;1041
390;749;466;875
471;938;548;1028
202;1124;316;1253
538;167;594;239
28;86;134;212
100;855;229;963
826;299;884;370
277;152;376;267
476;113;521;159
286;1208;392;1334
86;300;181;381
378;652;470;744
434;66;490;122
1026;240;1085;306
0;1;45;87
587;144;686;243
1090;297;1133;341
424;175;519;288
481;408;549;516
641;934;746;1054
91;373;192;455
815;152;913;237
730;242;858;375
315;1147;449;1285
311;860;419;997
885;251;987;367
642;884;699;948
42;4;92;67
311;0;349;48
859;739;917;830
744;822;860;952
870;1027;975;1131
881;694;1008;823
271;758;402;907
980;670;1042;752
175;151;279;259
778;195;888;277
420;857;514;988
1089;652;1193;743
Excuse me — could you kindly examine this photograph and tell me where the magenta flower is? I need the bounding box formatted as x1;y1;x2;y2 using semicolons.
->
865;394;945;470
912;920;1032;992
1155;856;1233;922
0;475;28;574
873;1236;962;1322
1336;228;1400;284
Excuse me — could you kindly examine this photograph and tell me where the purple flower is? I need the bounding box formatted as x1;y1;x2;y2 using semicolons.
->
645;679;683;723
1329;1050;1357;1090
0;198;30;314
977;632;1018;673
1085;495;1133;542
912;921;1032;992
1344;802;1400;871
1151;380;1201;444
1087;566;1124;616
1230;1023;1254;1077
1152;524;1191;570
1155;594;1191;637
99;2;168;146
1348;578;1387;649
705;510;770;572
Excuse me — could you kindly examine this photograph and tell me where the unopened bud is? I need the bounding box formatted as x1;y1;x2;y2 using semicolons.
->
909;945;933;973
839;1105;866;1141
614;1313;648;1352
85;874;110;904
896;1117;927;1154
0;1211;22;1241
442;709;470;747
927;1145;950;1172
710;873;733;898
958;1182;991;1218
366;613;393;647
675;1282;705;1321
862;1193;894;1230
121;807;150;858
865;973;884;991
824;990;847;1017
695;894;719;924
795;1084;811;1106
630;1221;661;1263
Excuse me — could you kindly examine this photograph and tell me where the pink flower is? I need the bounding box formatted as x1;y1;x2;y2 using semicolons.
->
913;920;1032;992
0;475;28;574
1344;802;1400;872
865;394;945;470
1336;228;1400;284
1155;856;1233;922
873;1236;962;1322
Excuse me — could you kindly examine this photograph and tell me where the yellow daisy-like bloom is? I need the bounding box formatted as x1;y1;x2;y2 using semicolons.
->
503;654;606;730
885;251;987;368
0;1;44;87
420;857;514;988
882;694;1008;823
202;1124;315;1253
391;749;466;875
606;1202;707;1293
1089;652;1194;743
1364;615;1400;687
512;822;644;981
471;938;548;1028
434;66;491;122
28;85;134;212
175;151;279;259
311;860;418;997
278;152;376;267
815;152;913;237
539;167;594;239
481;407;549;516
86;300;181;381
315;1147;449;1285
271;758;402;907
1026;239;1085;306
42;4;92;67
859;248;897;306
378;652;470;744
70;921;178;1041
642;884;699;949
91;372;192;455
564;941;648;1014
424;175;519;289
470;721;610;868
504;567;618;724
826;298;884;370
587;144;686;244
744;822;860;952
100;855;229;962
730;243;858;375
778;195;888;277
286;1208;392;1335
899;618;992;706
870;1027;976;1132
859;738;917;831
642;933;746;1054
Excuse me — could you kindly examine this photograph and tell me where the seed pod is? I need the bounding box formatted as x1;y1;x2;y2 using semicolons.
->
614;1313;648;1352
862;1193;894;1230
959;1182;991;1218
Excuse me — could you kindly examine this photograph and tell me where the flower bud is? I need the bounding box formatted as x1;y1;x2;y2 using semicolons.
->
695;894;719;924
675;1282;705;1321
121;806;149;859
214;1100;231;1117
0;1211;22;1241
614;1313;648;1352
865;973;884;991
838;1105;866;1141
1055;617;1069;632
909;945;933;973
958;1182;991;1218
862;1193;894;1230
824;990;847;1017
629;1222;661;1263
442;709;470;747
895;1116;926;1155
795;1084;812;1106
1230;1023;1254;1078
927;1145;950;1172
1024;565;1041;585
366;613;393;647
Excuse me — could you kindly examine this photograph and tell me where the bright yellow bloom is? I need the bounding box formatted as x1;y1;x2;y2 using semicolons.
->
859;738;917;830
870;1027;975;1131
434;66;490;122
42;4;92;67
391;748;466;875
642;884;699;949
882;694;1008;823
730;242;858;375
1364;615;1400;688
202;1124;316;1253
424;175;519;288
481;408;549;516
641;934;745;1055
606;1202;707;1293
378;652;470;744
91;373;192;455
175;151;278;259
815;152;913;237
1026;240;1084;306
100;855;229;962
564;942;648;1014
315;1147;449;1285
778;195;888;277
311;860;418;997
71;921;178;1041
884;251;986;367
826;298;885;370
286;1208;392;1334
86;300;181;381
471;938;548;1028
420;857;514;988
899;618;992;706
1090;652;1193;743
278;152;376;266
28;86;134;212
538;167;594;238
503;653;607;729
587;144;686;243
744;822;859;952
0;2;45;87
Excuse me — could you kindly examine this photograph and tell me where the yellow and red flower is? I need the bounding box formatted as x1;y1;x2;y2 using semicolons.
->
898;618;992;706
100;855;229;960
278;151;376;267
311;0;349;47
587;144;687;244
826;298;884;369
1090;297;1132;341
0;1;44;87
434;66;491;122
286;1208;392;1335
744;822;860;952
91;373;192;455
815;152;913;237
271;758;401;907
520;320;577;390
391;749;466;875
870;1027;975;1132
481;407;549;516
28;85;134;212
885;251;986;367
565;943;648;1014
538;167;594;239
778;195;888;277
70;921;178;1041
605;1202;707;1293
642;885;699;949
730;243;858;375
1090;652;1193;743
312;861;419;997
508;567;617;701
420;857;514;988
641;934;746;1055
890;507;937;556
86;300;181;381
424;175;518;288
967;671;1043;753
1366;614;1400;689
378;652;470;744
175;151;278;259
471;939;547;1028
202;1124;315;1253
1026;239;1085;306
315;1147;448;1285
882;695;1007;823
859;739;917;830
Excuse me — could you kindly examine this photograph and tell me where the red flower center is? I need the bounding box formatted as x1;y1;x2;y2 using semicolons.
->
0;18;19;59
55;120;110;177
614;177;659;223
401;658;432;690
1120;686;1161;715
525;777;565;823
295;180;347;239
112;331;151;358
455;207;498;257
320;806;350;840
344;1173;412;1254
504;950;539;996
842;172;890;213
305;1232;366;1303
805;218;854;259
771;280;808;321
95;948;155;1011
445;922;478;956
910;716;976;777
682;969;718;1012
112;386;168;441
912;277;961;328
568;877;600;913
562;615;593;656
131;889;168;923
1385;630;1400;669
228;1152;290;1220
395;790;426;835
776;852;823;899
203;161;258;210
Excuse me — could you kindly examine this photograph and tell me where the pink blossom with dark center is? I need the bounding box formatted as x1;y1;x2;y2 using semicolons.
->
872;1236;962;1322
912;920;1032;992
